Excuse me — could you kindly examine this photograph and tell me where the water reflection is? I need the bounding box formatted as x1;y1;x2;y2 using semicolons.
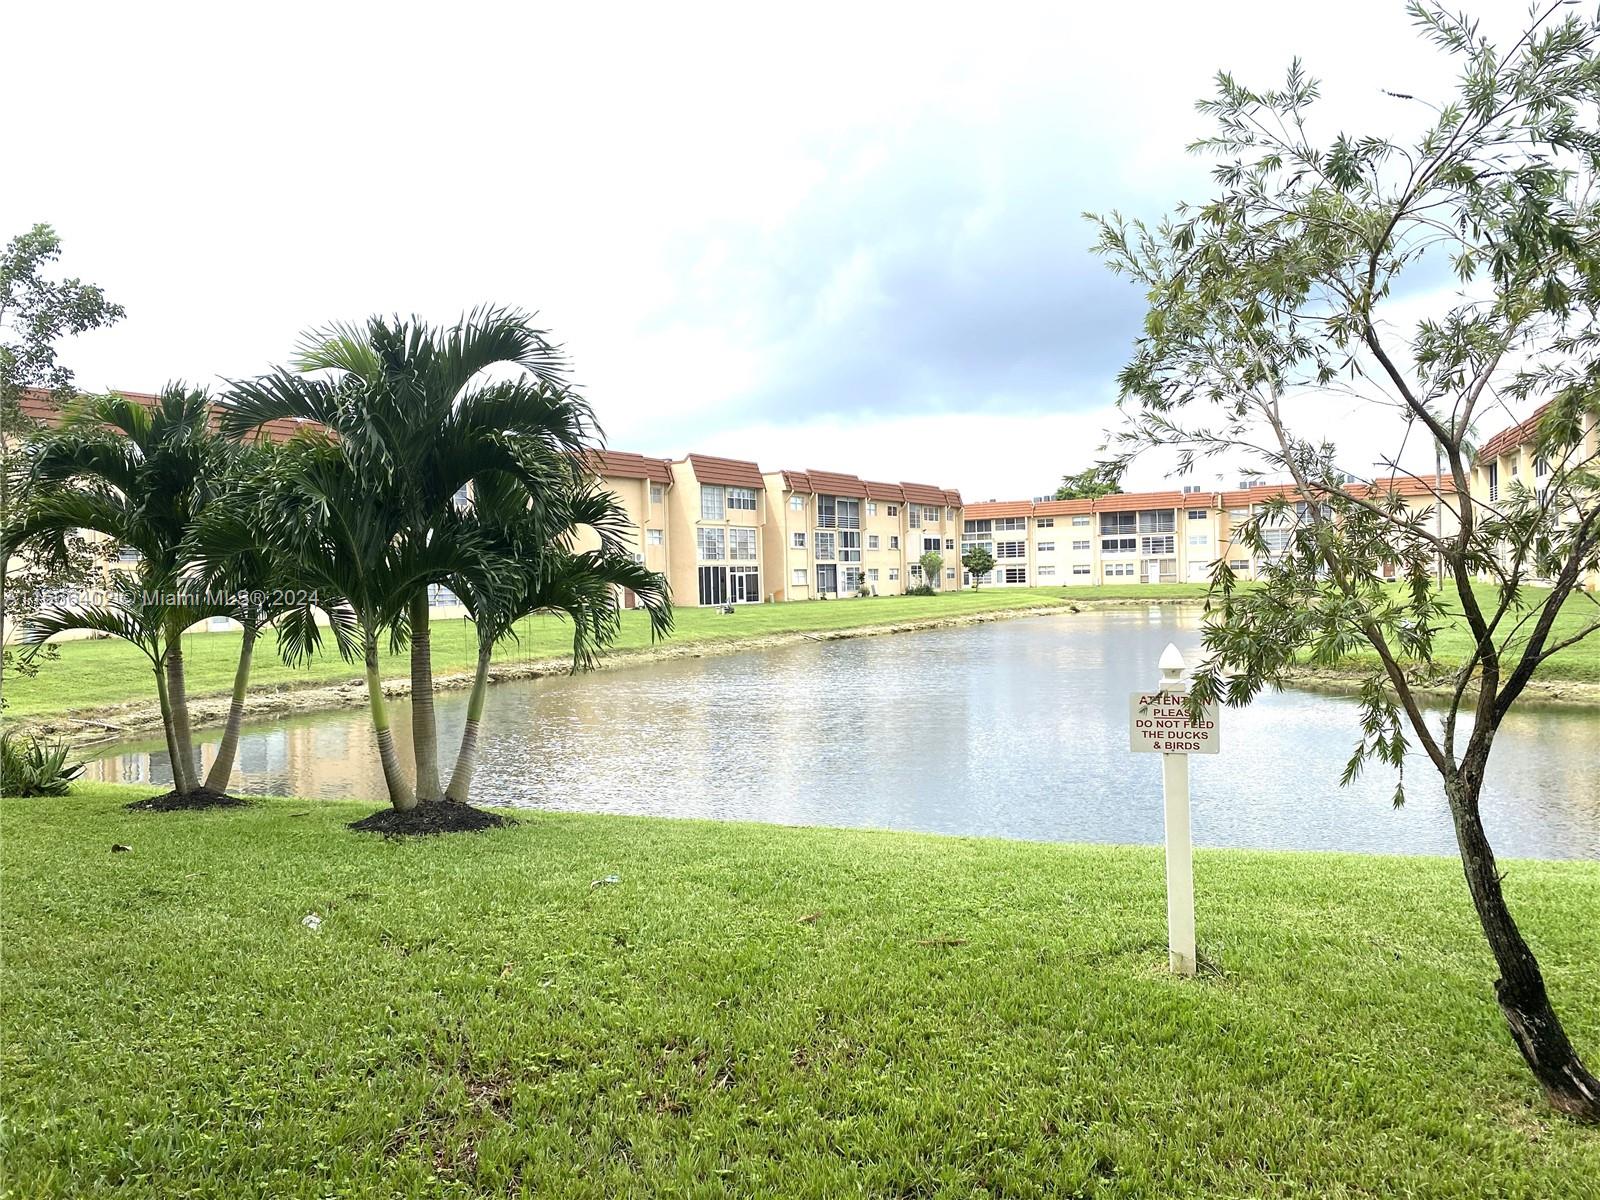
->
86;608;1600;859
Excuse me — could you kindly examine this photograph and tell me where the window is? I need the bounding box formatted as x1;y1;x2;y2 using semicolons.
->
1003;566;1027;584
817;495;836;528
728;487;757;511
729;528;757;560
945;538;955;550
701;485;725;521
451;485;472;510
839;531;862;562
696;527;724;560
1141;535;1176;555
1138;509;1176;533
1188;534;1208;547
650;483;664;506
790;495;805;511
1104;561;1136;579
887;504;898;517
1534;456;1550;477
889;569;899;581
792;568;807;586
867;502;878;516
647;528;663;545
945;568;956;580
947;507;956;522
923;536;942;555
1038;565;1056;577
838;498;860;529
868;568;879;582
792;531;805;548
1072;564;1091;576
1072;515;1089;527
1072;540;1090;551
117;546;141;564
1230;559;1249;570
1036;517;1054;528
996;516;1027;531
1100;512;1136;534
1037;541;1055;553
909;506;921;529
996;541;1027;559
1187;508;1208;521
1101;536;1137;555
924;506;940;524
428;584;460;607
868;534;880;550
1228;507;1249;519
816;564;838;593
909;563;922;579
1487;463;1499;502
889;536;900;550
964;519;993;534
815;531;836;561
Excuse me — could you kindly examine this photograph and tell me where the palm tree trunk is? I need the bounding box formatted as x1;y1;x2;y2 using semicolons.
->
164;642;199;795
203;623;257;793
410;593;441;802
1448;771;1600;1120
365;635;416;812
151;659;190;795
445;641;493;805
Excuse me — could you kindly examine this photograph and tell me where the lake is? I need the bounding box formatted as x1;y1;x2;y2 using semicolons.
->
85;607;1600;859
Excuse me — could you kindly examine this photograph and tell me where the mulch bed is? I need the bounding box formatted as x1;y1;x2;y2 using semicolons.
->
126;787;250;812
348;800;515;838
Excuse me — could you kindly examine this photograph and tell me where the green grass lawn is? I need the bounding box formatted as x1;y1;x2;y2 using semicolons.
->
3;786;1596;1198
3;585;1200;720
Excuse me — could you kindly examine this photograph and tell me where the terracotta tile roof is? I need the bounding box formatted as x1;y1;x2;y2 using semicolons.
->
964;499;1036;519
899;481;950;506
775;469;813;493
1361;473;1444;499
1477;402;1551;461
862;480;904;501
804;469;868;498
1033;497;1093;515
1092;489;1187;513
13;387;312;444
583;448;673;484
685;453;764;489
942;488;963;507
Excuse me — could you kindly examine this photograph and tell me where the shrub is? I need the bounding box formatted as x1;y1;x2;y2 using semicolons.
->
1;731;85;797
904;584;937;597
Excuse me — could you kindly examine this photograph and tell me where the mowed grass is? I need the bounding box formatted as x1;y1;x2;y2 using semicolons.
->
3;787;1596;1198
3;585;1201;720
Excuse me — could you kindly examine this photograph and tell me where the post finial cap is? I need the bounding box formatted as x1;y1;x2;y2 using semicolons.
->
1159;643;1186;672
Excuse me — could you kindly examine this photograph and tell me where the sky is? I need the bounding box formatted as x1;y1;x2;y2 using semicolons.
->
6;0;1532;498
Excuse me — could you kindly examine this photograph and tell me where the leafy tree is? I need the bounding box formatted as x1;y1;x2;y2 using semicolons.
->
0;222;124;703
222;307;576;805
919;550;944;590
1054;465;1123;500
1090;1;1600;1118
961;544;996;588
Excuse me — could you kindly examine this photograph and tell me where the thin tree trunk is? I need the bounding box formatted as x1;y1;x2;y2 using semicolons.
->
1449;774;1600;1121
164;642;198;795
151;659;189;796
410;594;441;802
365;636;416;812
203;623;257;793
444;641;493;805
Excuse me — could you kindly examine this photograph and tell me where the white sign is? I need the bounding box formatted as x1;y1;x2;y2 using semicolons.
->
1129;690;1220;755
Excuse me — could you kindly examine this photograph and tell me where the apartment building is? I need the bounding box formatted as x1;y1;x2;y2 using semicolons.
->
961;475;1462;589
1470;401;1600;589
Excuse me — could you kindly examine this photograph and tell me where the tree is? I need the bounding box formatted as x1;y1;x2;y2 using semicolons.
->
1090;1;1599;1119
919;550;944;590
1054;464;1123;500
0;223;124;704
4;388;247;801
222;307;576;805
441;474;671;806
961;544;996;588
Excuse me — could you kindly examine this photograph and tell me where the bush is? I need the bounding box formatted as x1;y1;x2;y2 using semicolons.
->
904;584;937;597
1;731;85;797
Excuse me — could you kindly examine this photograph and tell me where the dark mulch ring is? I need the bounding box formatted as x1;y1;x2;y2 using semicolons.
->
126;787;251;812
348;800;516;838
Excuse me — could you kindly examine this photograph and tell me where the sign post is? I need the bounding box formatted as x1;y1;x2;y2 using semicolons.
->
1129;643;1218;977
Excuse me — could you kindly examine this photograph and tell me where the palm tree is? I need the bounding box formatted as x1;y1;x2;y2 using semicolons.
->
441;475;672;806
3;387;235;798
223;437;498;811
220;307;584;804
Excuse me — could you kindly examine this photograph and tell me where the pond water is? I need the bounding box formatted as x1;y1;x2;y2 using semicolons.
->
85;607;1600;859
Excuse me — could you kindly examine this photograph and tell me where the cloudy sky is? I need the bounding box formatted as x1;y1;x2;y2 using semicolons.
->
9;0;1516;497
